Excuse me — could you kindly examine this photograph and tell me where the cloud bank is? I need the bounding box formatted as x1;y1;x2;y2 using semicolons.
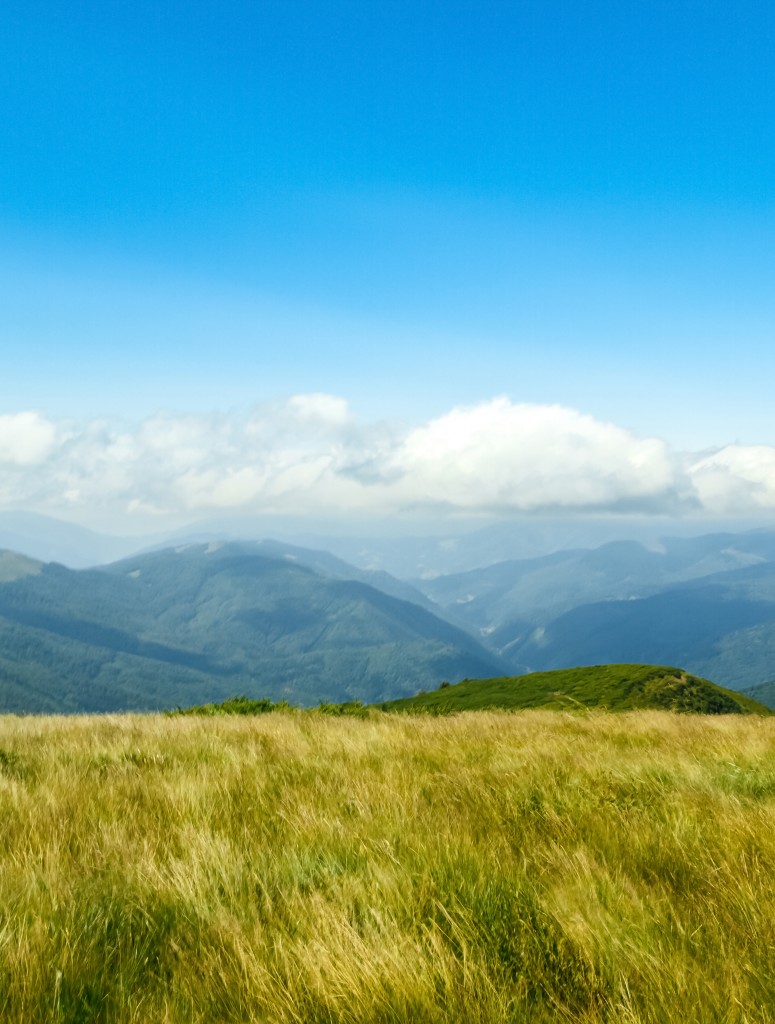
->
0;395;772;529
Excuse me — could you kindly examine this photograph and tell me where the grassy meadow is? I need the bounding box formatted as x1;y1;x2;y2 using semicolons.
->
0;710;774;1023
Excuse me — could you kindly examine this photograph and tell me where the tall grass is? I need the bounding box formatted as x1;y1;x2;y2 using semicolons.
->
0;710;773;1022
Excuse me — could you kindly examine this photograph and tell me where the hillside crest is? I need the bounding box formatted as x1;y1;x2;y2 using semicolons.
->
380;664;772;715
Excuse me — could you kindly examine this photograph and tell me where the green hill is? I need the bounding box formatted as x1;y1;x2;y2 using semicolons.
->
379;664;772;715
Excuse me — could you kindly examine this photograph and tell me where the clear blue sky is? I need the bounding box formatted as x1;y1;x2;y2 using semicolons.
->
2;0;775;448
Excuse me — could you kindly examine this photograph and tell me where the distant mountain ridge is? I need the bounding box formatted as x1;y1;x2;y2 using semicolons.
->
3;508;767;575
4;515;775;711
409;532;775;700
745;679;775;707
0;541;506;713
413;533;775;633
497;562;775;694
0;511;157;568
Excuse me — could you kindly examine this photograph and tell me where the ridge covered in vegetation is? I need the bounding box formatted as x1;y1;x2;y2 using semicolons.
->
379;663;772;715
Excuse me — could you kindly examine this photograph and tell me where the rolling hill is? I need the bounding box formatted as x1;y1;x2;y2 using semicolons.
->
379;664;772;715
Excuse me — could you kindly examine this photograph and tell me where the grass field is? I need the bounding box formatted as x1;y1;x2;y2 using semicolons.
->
0;710;774;1023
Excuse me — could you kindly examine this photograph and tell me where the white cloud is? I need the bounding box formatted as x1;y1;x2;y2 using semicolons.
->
384;399;689;513
0;412;58;466
2;395;775;528
689;445;775;514
285;393;351;427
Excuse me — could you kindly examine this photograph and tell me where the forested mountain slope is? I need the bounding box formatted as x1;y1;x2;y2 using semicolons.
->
0;542;506;712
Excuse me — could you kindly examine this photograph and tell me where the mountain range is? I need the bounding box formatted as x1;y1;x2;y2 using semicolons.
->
410;532;775;699
0;542;504;712
2;514;775;711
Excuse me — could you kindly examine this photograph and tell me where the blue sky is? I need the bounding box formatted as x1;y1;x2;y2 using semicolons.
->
2;1;775;528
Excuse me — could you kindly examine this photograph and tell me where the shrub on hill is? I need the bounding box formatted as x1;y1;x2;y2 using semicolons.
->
172;695;290;715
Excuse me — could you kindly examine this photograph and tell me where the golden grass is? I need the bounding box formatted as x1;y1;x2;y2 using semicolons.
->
0;710;773;1022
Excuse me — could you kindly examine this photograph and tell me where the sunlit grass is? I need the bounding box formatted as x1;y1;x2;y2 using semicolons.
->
0;710;773;1022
